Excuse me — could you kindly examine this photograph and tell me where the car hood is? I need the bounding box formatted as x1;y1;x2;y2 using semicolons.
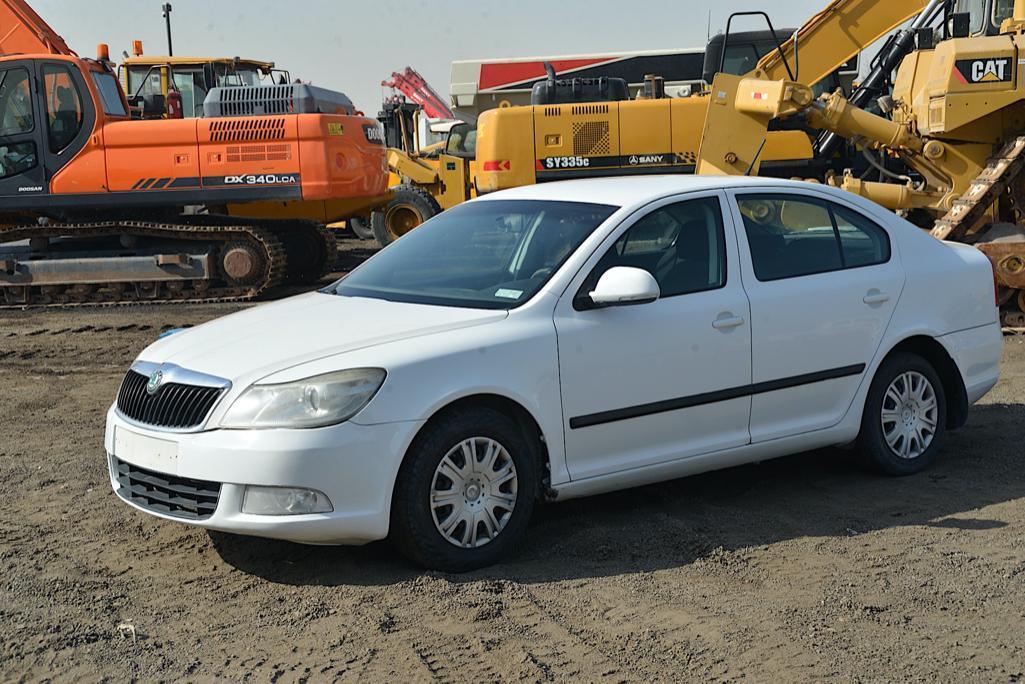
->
140;292;508;382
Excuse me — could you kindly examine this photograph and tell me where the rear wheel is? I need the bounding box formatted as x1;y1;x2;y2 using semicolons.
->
348;216;374;240
371;184;442;247
390;407;537;572
858;352;946;476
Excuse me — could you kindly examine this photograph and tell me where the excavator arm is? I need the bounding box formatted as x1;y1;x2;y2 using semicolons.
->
698;0;943;177
0;0;75;55
752;0;928;86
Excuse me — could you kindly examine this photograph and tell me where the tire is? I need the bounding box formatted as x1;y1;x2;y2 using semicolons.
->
390;407;538;572
371;183;442;247
857;352;947;476
348;216;374;240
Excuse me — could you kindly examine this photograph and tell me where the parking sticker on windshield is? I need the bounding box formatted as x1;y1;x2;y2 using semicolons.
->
495;289;523;300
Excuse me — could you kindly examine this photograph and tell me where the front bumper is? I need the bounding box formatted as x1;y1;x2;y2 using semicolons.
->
104;406;423;545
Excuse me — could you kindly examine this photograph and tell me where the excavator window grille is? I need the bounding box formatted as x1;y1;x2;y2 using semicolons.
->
209;118;287;143
572;121;611;156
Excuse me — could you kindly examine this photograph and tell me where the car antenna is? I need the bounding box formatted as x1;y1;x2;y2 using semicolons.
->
744;139;767;176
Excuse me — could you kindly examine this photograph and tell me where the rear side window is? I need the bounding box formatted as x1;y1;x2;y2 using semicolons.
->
736;194;890;281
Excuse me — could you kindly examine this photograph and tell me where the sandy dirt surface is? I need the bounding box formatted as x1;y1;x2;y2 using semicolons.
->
3;236;1025;681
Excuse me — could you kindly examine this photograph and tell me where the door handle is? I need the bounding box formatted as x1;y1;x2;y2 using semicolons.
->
863;290;890;306
713;315;746;330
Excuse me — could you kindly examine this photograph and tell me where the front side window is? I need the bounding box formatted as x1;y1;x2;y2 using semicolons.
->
586;196;727;298
0;67;34;135
956;0;990;34
91;72;127;117
172;70;208;118
994;0;1015;28
42;64;84;153
737;194;890;281
0;67;37;180
446;123;477;157
127;66;162;99
331;200;617;309
722;44;763;76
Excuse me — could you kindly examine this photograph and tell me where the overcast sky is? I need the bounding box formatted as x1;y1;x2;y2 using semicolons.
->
34;0;841;114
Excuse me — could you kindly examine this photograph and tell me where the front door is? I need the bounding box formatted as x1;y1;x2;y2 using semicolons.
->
0;61;47;197
555;192;753;481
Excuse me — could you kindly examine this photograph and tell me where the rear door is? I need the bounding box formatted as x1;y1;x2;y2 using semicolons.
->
0;61;47;197
727;189;904;442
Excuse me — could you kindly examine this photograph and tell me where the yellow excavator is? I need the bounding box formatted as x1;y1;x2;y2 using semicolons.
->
373;0;928;244
472;0;928;192
696;0;1025;327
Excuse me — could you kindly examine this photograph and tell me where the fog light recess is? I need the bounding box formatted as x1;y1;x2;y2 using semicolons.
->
242;486;333;515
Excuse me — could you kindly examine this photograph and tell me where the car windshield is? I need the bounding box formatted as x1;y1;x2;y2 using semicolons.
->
329;200;617;309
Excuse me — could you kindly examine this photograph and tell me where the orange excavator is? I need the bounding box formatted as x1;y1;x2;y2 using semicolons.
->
0;0;389;306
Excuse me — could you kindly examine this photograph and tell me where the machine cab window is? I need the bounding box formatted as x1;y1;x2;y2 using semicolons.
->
955;0;1016;35
42;63;84;154
0;67;38;180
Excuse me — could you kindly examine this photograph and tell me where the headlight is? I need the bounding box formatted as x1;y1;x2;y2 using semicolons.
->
221;368;386;429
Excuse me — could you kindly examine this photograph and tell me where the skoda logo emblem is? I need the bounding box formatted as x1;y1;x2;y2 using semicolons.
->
147;370;163;395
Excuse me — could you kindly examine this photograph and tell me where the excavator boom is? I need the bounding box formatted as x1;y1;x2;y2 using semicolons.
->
0;0;74;55
753;0;928;87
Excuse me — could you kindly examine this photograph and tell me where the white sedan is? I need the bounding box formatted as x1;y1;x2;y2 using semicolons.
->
105;176;1002;571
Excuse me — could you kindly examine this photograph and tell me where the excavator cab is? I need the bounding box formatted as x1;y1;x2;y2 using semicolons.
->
953;0;1016;36
0;57;119;204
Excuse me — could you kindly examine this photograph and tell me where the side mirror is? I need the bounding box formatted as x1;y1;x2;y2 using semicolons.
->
588;267;660;308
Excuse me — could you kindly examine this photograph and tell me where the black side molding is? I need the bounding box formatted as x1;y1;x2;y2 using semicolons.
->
569;364;867;430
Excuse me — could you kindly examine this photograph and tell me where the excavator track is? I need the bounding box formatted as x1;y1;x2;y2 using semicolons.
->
932;136;1025;242
931;136;1025;329
181;216;338;284
0;221;286;308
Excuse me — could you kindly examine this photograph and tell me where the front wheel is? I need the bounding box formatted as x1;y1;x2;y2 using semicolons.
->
858;352;947;476
371;184;442;247
390;407;538;572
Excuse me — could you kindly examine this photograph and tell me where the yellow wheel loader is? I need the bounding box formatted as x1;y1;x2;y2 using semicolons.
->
696;0;1025;327
372;101;475;245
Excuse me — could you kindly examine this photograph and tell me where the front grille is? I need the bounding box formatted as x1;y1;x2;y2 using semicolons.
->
115;459;221;520
116;370;225;429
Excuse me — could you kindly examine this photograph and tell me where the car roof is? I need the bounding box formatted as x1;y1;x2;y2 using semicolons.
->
475;175;838;209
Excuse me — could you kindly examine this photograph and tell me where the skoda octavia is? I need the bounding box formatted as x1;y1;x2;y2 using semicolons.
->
105;176;1002;571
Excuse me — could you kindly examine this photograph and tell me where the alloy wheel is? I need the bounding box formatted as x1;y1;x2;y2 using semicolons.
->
880;371;939;460
429;437;518;548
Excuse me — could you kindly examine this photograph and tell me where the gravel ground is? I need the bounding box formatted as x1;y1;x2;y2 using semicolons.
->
3;236;1025;681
